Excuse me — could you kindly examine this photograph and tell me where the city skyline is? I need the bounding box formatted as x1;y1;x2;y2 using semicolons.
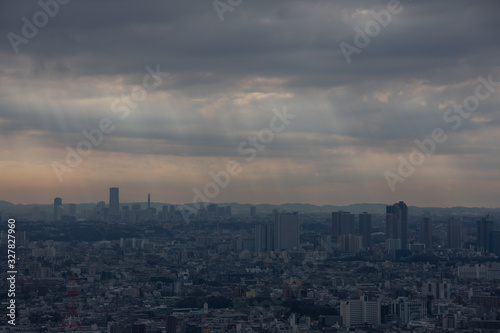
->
2;2;500;331
3;190;500;209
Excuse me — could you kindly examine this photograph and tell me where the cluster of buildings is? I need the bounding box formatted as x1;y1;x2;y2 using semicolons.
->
1;189;499;332
51;189;233;223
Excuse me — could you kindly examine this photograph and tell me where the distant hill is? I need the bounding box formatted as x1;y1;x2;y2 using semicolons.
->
0;200;498;219
0;200;14;208
223;203;500;217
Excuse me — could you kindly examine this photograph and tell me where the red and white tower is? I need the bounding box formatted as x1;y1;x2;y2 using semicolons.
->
61;275;84;332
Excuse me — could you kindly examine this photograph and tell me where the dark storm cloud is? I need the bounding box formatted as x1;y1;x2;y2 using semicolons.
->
0;0;499;205
1;1;496;78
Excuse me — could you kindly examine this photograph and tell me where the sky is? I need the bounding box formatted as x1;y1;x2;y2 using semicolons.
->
0;0;499;207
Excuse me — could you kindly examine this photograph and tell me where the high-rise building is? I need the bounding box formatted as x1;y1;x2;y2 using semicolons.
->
489;231;500;255
358;212;372;249
447;216;461;249
250;206;256;217
146;193;156;219
275;212;300;251
272;209;279;250
361;295;381;326
477;218;494;252
340;296;380;328
394;201;408;249
255;224;268;252
58;205;66;220
332;211;355;239
423;281;451;300
338;234;363;253
267;211;277;251
162;205;169;220
122;206;129;220
130;204;141;222
332;211;340;239
53;197;62;220
443;314;458;330
420;217;432;250
109;187;120;217
169;205;175;219
385;205;398;240
386;238;402;250
386;201;408;249
392;298;427;323
340;299;362;328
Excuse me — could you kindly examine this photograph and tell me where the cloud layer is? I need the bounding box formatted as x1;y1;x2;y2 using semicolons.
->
1;0;499;206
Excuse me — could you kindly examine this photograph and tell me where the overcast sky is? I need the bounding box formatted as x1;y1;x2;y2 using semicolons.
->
1;0;499;207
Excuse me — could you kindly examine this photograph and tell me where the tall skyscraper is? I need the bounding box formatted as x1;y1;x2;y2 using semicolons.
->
272;209;279;250
420;217;432;250
386;201;408;249
358;212;372;249
332;211;355;239
275;212;300;251
53;197;62;220
385;205;398;240
394;201;408;249
146;193;156;219
489;231;500;255
255;224;268;252
267;210;278;251
477;218;494;252
109;187;120;219
447;216;462;249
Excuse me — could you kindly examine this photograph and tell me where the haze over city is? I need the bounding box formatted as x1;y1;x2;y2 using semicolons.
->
3;2;500;332
1;1;499;207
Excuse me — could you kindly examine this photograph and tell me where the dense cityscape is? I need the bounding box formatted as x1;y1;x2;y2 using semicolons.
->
2;1;500;333
1;187;500;332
